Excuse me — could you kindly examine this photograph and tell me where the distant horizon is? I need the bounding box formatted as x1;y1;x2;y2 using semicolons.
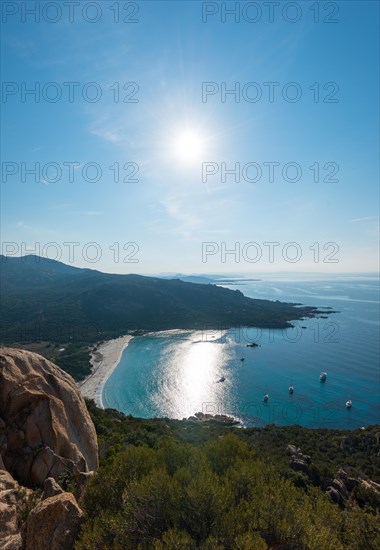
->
1;253;379;278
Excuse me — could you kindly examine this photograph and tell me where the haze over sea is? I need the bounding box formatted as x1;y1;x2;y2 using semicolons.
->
103;275;380;429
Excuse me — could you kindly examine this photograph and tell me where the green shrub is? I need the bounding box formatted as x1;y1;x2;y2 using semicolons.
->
76;433;380;549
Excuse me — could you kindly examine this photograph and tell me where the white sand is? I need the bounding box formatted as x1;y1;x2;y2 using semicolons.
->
78;335;133;408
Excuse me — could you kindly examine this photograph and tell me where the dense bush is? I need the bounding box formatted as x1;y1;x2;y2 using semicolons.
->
85;400;380;486
54;343;92;380
76;428;380;549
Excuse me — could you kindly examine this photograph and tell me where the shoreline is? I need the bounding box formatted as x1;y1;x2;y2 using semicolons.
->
78;335;133;408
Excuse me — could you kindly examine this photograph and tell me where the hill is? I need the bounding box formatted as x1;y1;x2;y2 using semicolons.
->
0;255;326;343
77;402;380;549
0;255;333;379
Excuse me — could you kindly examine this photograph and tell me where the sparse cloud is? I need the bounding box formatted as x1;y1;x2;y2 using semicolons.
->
350;216;378;222
90;124;124;144
160;196;200;240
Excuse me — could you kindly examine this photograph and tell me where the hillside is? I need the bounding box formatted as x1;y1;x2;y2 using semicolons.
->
77;402;380;549
0;255;326;346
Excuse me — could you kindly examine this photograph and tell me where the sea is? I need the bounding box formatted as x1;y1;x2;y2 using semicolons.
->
103;275;380;429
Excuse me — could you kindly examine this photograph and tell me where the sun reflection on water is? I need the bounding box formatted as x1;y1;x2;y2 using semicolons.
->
152;333;230;419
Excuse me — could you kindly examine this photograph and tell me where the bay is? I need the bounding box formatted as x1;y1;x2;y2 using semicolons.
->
103;275;380;428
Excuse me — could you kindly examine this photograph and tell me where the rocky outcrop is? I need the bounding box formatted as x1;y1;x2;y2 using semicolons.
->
286;444;311;463
0;348;98;550
287;444;311;475
42;478;64;500
286;444;300;456
326;486;344;506
325;468;380;508
0;347;98;488
326;477;348;507
360;478;380;494
330;477;347;497
0;455;27;550
192;412;240;425
26;493;84;550
290;458;309;474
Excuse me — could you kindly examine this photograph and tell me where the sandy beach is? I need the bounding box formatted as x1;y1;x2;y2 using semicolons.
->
78;335;133;408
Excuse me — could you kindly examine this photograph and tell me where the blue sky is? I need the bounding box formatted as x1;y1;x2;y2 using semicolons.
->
1;0;379;274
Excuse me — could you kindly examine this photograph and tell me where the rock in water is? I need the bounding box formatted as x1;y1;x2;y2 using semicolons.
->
26;493;84;550
0;347;98;488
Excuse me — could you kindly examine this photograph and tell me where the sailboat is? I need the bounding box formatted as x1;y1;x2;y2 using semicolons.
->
288;377;294;394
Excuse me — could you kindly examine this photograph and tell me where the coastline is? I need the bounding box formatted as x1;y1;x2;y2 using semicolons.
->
78;334;133;408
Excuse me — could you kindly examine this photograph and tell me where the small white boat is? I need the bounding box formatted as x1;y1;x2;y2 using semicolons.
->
320;371;327;382
288;385;294;395
346;399;352;409
263;393;269;402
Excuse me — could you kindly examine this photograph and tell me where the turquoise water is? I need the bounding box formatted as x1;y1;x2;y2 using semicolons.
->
103;276;380;429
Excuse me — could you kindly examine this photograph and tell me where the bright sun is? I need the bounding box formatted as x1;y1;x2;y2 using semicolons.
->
172;129;205;165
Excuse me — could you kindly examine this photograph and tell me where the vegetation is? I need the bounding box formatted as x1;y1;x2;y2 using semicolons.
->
1;255;327;348
6;340;93;380
54;343;92;380
75;402;380;549
16;487;42;525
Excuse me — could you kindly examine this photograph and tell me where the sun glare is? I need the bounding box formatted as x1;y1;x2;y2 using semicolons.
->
171;129;205;165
